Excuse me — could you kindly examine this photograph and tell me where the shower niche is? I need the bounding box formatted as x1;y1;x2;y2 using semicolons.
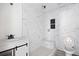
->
50;19;55;29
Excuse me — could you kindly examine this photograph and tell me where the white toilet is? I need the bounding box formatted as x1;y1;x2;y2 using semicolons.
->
64;37;75;56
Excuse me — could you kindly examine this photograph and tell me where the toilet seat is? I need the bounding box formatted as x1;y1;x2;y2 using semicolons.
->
64;37;75;56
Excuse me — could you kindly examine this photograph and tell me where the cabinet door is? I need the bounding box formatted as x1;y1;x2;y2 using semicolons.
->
15;45;28;56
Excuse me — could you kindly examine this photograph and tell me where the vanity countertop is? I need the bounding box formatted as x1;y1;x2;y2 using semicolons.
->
0;37;28;52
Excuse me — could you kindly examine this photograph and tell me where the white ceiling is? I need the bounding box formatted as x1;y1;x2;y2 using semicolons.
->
41;3;77;12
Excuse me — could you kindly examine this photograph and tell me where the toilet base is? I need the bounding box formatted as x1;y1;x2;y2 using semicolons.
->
64;49;74;56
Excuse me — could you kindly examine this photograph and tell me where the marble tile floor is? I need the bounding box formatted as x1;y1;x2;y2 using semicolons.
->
54;49;79;56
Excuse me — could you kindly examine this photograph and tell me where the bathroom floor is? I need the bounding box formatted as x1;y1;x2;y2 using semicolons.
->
30;46;79;56
30;46;55;56
0;48;78;56
54;49;65;56
54;49;78;56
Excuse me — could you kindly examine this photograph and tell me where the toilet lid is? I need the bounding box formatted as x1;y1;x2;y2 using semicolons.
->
64;37;75;51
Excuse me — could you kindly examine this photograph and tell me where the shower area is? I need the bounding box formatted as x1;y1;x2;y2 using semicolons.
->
22;3;79;56
22;3;57;56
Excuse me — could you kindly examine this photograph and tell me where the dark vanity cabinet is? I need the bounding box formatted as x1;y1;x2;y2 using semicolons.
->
0;50;12;56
